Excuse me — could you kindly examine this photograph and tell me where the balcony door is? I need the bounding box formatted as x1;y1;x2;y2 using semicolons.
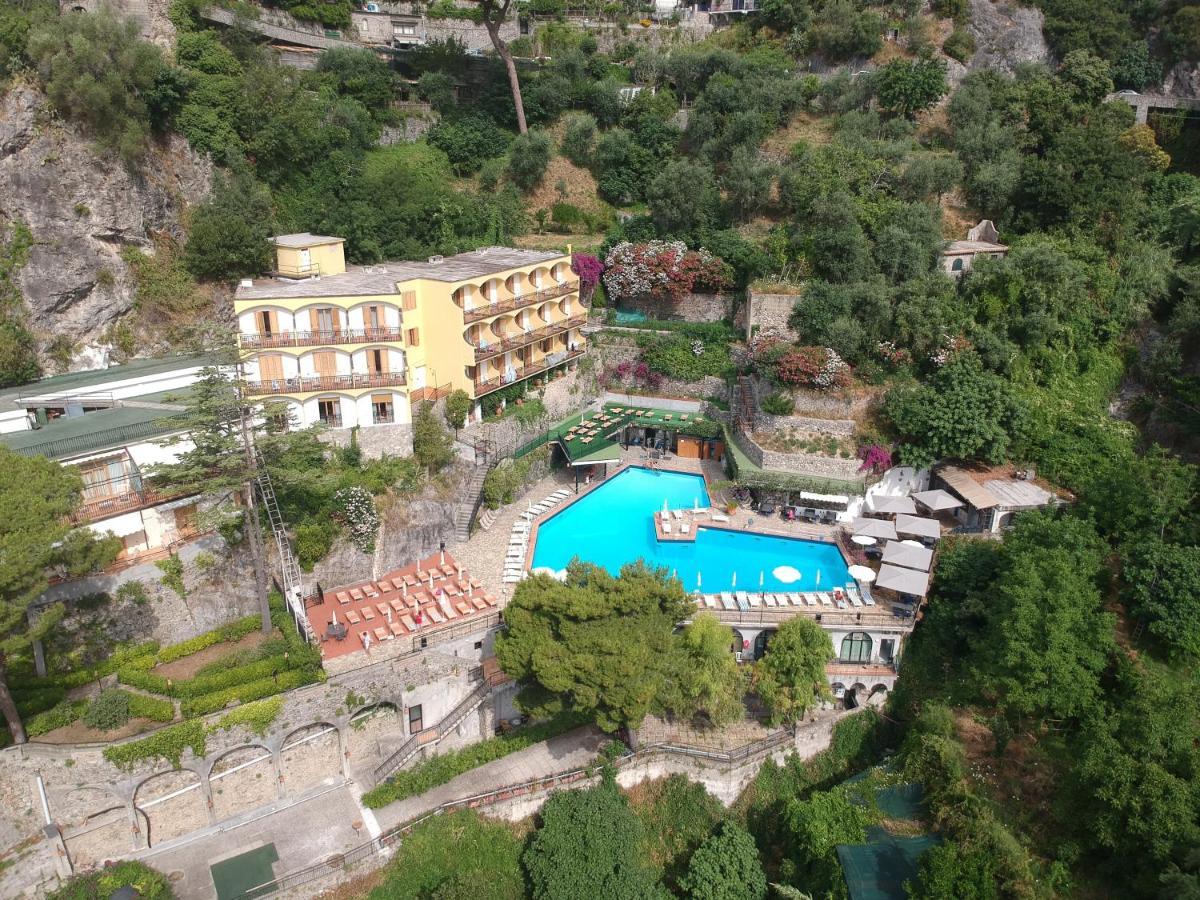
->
367;348;387;376
256;310;278;337
372;394;394;424
318;397;341;427
312;350;337;381
259;354;284;384
364;305;383;338
311;307;338;340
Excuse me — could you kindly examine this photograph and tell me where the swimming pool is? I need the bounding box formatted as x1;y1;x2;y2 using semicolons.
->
530;467;850;593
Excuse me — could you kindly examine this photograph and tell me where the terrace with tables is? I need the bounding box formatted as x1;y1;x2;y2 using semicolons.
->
543;404;724;471
307;551;500;670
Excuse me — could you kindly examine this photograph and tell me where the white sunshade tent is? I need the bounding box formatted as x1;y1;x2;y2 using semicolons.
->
869;495;917;516
881;540;933;572
895;514;941;540
911;489;964;512
851;517;898;541
876;564;931;596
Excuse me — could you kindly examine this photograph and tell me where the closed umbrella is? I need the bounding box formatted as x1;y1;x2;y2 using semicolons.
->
696;571;702;593
732;571;737;588
815;569;822;586
759;570;765;588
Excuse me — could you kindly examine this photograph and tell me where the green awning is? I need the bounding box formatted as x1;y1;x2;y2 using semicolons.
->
569;443;622;466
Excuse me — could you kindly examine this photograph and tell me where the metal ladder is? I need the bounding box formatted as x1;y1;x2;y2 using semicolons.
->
252;447;314;642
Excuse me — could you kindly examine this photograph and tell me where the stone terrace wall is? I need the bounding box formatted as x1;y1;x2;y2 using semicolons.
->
757;413;856;436
740;290;801;340
622;292;733;323
738;433;864;481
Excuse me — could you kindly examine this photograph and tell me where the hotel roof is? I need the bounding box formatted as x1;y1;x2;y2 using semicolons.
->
272;233;345;248
235;247;566;301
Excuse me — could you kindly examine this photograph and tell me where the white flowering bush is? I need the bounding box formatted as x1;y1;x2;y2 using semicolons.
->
333;486;380;553
812;348;850;389
602;241;731;304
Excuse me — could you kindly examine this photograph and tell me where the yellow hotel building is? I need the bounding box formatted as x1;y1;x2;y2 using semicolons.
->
234;234;586;430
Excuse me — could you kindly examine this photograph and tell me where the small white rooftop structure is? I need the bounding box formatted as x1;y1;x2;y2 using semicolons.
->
271;233;345;248
876;564;931;597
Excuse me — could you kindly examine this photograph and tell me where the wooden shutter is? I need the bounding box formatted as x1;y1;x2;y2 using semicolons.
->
401;291;417;311
259;354;284;381
312;351;337;377
406;328;419;347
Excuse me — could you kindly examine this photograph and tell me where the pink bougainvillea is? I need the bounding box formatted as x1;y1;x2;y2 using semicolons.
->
773;346;851;390
602;241;732;305
857;444;893;474
571;252;604;304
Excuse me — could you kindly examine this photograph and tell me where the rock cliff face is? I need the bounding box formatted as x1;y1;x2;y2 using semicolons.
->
966;0;1053;74
0;82;212;361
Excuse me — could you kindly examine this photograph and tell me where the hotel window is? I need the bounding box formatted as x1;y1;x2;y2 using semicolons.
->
407;327;420;346
311;307;338;338
255;310;278;336
840;632;873;663
312;350;337;378
541;339;551;353
367;348;387;375
401;291;417;311
258;354;285;384
79;456;135;501
408;704;423;734
372;393;394;424
365;305;383;337
317;398;341;427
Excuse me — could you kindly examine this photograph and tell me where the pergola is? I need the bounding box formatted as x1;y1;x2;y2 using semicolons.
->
875;564;931;597
880;540;933;572
851;517;899;541
894;514;941;541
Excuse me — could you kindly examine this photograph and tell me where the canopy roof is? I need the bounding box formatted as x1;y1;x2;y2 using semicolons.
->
911;489;963;512
869;495;917;515
800;490;850;506
881;540;933;572
937;466;1000;510
851;517;898;540
895;514;941;540
875;564;931;596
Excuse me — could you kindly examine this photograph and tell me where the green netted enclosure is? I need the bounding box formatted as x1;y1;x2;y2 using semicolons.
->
837;828;941;900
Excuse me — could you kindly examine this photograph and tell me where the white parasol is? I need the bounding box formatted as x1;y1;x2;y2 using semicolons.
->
773;565;801;584
848;564;877;583
851;534;877;547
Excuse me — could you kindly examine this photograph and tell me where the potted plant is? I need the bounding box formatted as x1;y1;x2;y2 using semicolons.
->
726;499;739;515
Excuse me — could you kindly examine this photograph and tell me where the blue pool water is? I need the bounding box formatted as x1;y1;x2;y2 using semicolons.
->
613;308;648;324
530;467;850;593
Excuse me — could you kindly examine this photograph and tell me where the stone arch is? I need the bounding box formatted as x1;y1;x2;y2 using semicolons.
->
730;627;746;660
529;267;551;289
60;788;131;869
280;722;342;793
347;701;405;764
208;744;277;821
752;629;773;660
866;684;889;707
951;258;964;272
133;769;207;847
551;261;571;283
830;681;847;699
994;511;1015;531
839;632;873;663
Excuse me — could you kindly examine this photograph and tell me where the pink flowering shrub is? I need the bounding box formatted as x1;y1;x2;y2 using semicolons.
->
857;444;893;474
571;252;604;304
772;346;851;390
602;241;732;305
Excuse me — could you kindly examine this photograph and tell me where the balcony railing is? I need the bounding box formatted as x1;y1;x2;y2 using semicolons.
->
473;348;585;397
70;487;191;525
461;280;580;324
244;371;408;396
374;411;395;424
318;416;343;428
239;326;404;350
472;314;588;363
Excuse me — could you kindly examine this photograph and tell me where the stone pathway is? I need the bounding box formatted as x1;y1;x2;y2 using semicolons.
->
371;725;606;831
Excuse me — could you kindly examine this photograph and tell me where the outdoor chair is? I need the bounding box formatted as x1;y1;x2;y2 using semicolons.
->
345;610;361;624
361;607;375;621
680;522;690;534
720;592;736;610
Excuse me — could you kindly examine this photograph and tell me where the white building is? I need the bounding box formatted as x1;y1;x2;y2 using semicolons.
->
940;219;1009;277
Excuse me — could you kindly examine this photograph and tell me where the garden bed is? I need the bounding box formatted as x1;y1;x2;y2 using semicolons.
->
151;629;277;681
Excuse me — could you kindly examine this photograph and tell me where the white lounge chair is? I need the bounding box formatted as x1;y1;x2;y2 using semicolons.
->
552;489;571;498
672;509;683;521
704;595;718;609
720;592;736;610
663;522;672;534
764;594;778;607
818;593;833;607
803;593;817;607
747;593;761;608
712;514;730;523
680;522;691;534
502;575;521;584
736;591;750;609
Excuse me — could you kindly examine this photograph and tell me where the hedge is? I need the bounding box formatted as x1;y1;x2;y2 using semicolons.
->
119;653;299;698
26;700;88;738
13;685;68;718
48;860;174;900
362;712;589;808
128;693;176;723
180;668;324;718
156;615;260;664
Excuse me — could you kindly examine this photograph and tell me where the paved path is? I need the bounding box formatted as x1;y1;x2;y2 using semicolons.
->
372;725;606;831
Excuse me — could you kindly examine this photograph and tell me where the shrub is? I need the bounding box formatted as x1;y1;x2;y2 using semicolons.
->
211;697;283;737
507;130;554;192
427;115;509;175
294;521;337;571
104;720;207;770
550;202;586;233
116;580;149;605
942;27;976;63
332;486;379;553
129;693;176;723
157;616;260;664
561;111;597;165
26;700;88;738
155;554;185;599
603;241;732;305
48;861;174;900
82;689;132;731
761;392;794;416
180;668;322;718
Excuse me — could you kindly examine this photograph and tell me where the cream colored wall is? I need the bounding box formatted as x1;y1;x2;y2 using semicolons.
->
275;242;345;276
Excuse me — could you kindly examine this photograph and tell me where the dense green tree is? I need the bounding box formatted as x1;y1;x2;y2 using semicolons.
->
804;191;873;283
427;115;509;175
809;0;883;61
898;153;963;203
972;512;1114;723
0;1;54;78
648;159;721;237
0;449;83;742
444;389;472;434
875;58;948;118
1057;49;1114;106
412;402;455;472
784;788;873;892
886;355;1022;470
150;364;273;632
417;71;457;114
659;612;747;727
0;320;39;388
507;130;554;192
496;563;693;732
184;169;275;280
722;146;776;223
678;821;767;900
315;47;394;116
560;111;597;166
28;8;170;163
752;617;832;725
523;772;666;899
1111;39;1160;91
871;201;942;282
907;841;1001;900
1123;541;1200;659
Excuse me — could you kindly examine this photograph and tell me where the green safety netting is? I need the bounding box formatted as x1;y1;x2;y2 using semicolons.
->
837;828;941;900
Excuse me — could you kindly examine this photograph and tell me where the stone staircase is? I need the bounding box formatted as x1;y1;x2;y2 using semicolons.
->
453;464;491;543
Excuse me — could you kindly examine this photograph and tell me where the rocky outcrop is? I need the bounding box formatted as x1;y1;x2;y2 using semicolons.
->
0;82;212;359
1164;61;1200;99
966;0;1053;74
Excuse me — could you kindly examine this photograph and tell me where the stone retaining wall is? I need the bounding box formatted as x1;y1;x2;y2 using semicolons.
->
756;413;856;436
739;290;801;340
736;429;863;481
621;292;733;323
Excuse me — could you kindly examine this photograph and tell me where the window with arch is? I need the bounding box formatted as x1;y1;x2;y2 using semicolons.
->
951;258;964;272
840;632;873;663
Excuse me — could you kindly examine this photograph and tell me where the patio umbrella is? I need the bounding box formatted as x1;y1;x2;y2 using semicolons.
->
468;583;474;597
694;497;700;512
851;517;899;540
732;570;737;588
440;548;446;566
895;514;941;541
815;569;821;586
870;495;917;515
672;569;678;580
881;540;933;572
876;564;931;597
331;609;338;625
759;570;765;588
696;571;702;592
401;580;407;597
384;606;393;621
848;564;876;583
911;489;964;512
663;498;669;514
851;534;876;547
428;572;435;589
773;565;801;583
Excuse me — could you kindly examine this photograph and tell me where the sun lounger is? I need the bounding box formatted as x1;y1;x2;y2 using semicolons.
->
712;514;730;523
336;591;350;604
484;594;498;606
680;522;691;534
736;591;750;609
720;592;736;610
349;588;364;601
372;626;388;642
747;592;761;608
800;593;815;607
863;591;875;606
389;599;406;613
472;596;487;610
764;594;778;607
553;489;571;498
363;584;379;598
849;592;862;607
456;601;472;615
444;584;461;597
361;606;375;621
672;509;683;520
345;609;361;624
818;593;833;607
376;603;390;618
402;574;418;587
704;594;718;609
377;579;394;592
428;608;445;624
662;522;672;534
